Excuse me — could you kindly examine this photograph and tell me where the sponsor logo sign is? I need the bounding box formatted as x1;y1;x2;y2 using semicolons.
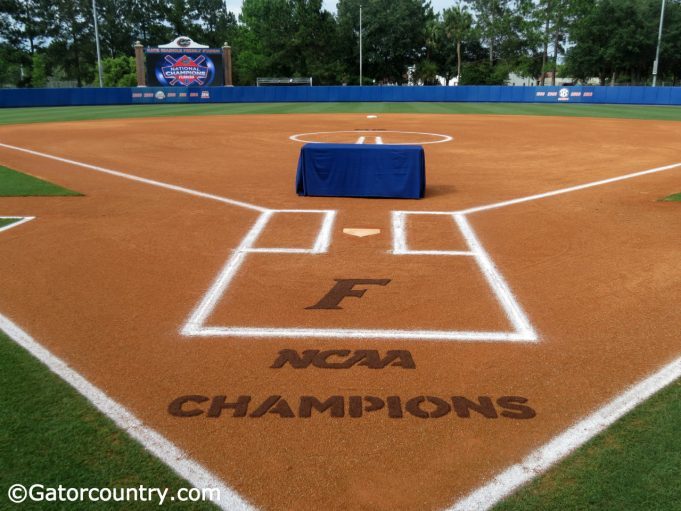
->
144;47;224;87
161;55;209;86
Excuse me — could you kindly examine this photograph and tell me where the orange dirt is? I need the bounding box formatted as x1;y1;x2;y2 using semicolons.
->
1;113;681;511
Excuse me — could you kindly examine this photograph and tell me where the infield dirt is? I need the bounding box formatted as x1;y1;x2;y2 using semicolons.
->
1;113;680;510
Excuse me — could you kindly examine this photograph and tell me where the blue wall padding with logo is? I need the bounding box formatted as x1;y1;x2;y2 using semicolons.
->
296;143;426;199
1;85;681;108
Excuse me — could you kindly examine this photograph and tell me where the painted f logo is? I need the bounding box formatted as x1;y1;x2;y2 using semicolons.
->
306;279;391;310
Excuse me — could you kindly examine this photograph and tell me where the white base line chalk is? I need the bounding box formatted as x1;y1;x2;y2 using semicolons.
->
459;162;681;215
0;142;268;213
0;216;35;233
0;313;256;511
446;354;681;511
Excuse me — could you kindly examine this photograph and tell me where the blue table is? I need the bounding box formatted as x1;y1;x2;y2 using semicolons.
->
295;143;425;199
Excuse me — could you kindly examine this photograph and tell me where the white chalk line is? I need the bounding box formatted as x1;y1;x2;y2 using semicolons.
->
185;208;535;343
0;142;268;213
182;210;336;337
455;214;536;339
0;313;256;511
388;211;537;343
458;162;681;215
446;354;681;511
0;216;35;233
289;130;453;145
185;326;535;342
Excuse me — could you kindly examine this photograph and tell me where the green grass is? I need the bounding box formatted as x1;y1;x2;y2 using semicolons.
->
0;331;218;510
1;102;681;125
495;379;681;511
0;218;20;229
0;165;81;196
661;192;681;201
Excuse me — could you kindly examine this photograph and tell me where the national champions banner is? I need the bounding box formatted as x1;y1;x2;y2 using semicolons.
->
144;47;224;87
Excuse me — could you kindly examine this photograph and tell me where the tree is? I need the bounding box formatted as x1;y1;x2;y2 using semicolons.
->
0;42;25;86
658;0;681;84
30;51;46;86
98;55;136;86
94;0;136;57
44;0;97;87
565;0;663;85
0;0;50;54
236;0;342;85
193;0;239;47
337;0;433;84
236;0;297;83
129;0;172;46
465;0;508;64
443;5;473;81
288;0;344;84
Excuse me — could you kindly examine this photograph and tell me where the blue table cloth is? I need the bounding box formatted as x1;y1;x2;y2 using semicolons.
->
295;143;425;199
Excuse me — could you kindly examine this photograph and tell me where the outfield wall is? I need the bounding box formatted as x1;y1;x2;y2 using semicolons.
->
1;85;681;108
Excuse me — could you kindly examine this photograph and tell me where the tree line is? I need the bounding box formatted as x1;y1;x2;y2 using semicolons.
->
1;0;680;88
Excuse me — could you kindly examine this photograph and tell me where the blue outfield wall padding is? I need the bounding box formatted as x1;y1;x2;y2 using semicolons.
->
1;85;681;108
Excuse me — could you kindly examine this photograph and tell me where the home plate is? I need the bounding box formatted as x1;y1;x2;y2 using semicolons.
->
367;115;378;119
343;228;381;237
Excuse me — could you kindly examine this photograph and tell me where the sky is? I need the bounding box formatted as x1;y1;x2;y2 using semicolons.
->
223;0;455;17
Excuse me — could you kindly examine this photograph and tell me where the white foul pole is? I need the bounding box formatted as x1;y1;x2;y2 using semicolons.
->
359;4;363;86
92;0;104;87
652;0;666;87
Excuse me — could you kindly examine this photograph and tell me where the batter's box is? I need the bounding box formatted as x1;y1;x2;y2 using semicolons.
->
181;209;538;342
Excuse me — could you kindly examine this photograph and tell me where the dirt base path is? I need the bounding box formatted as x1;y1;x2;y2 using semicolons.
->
1;113;680;511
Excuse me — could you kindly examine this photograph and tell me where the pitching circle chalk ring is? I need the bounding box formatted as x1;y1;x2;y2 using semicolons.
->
289;130;453;145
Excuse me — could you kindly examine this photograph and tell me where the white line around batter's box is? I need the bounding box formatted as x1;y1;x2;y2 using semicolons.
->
184;325;537;342
0;216;35;233
0;312;257;511
182;209;336;336
184;207;535;342
388;211;537;342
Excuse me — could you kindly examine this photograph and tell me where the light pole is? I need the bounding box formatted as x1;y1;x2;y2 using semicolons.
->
359;4;363;86
652;0;666;87
92;0;104;87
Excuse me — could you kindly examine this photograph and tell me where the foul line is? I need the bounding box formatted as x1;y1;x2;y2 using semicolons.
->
458;162;681;215
0;313;256;511
447;353;681;511
0;216;35;233
0;142;268;213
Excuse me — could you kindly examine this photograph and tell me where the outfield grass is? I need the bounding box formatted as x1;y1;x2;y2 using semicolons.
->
1;102;681;125
661;192;681;201
0;166;81;196
0;331;218;510
0;218;20;229
495;379;681;511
